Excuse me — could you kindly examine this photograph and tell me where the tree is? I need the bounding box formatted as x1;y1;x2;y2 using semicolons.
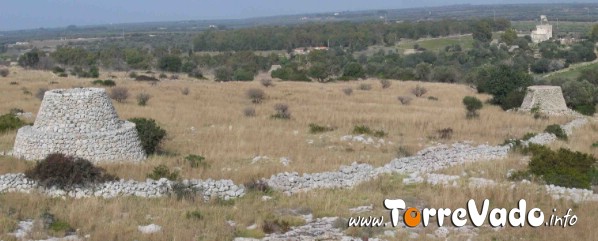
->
18;50;40;68
590;24;598;42
308;63;329;82
215;67;233;81
463;96;483;118
414;63;432;81
501;28;518;45
342;62;365;79
158;55;182;72
472;20;493;43
561;80;596;115
475;65;533;110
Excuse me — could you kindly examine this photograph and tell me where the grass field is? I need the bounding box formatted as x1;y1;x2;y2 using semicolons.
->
545;61;598;80
0;67;593;240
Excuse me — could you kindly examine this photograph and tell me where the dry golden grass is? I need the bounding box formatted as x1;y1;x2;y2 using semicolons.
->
0;67;592;241
0;67;570;183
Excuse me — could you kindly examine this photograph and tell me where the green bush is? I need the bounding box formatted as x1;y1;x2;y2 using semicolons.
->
545;124;567;141
186;210;204;220
91;79;116;87
462;96;483;118
573;104;596;116
185;154;208;168
352;125;386;137
308;123;335;134
0;113;26;133
128;118;167;155
147;164;179;181
24;153;117;188
522;144;596;189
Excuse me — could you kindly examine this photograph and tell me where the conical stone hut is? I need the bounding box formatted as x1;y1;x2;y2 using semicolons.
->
12;88;146;163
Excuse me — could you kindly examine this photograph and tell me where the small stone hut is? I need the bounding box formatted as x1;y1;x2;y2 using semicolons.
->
519;86;569;114
12;88;146;163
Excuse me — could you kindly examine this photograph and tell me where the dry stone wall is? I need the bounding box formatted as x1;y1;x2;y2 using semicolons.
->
12;88;146;163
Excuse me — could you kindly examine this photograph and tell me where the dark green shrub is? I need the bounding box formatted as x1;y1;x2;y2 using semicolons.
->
507;170;531;181
545;124;567;141
52;66;65;74
91;79;116;87
24;153;117;188
463;96;483;118
352;125;386;137
129;72;138;78
523;144;596;189
0;68;8;77
147;164;179;181
128;118;167;155
233;68;254;81
135;75;159;81
0;113;26;133
185;154;208;168
574;104;596;116
186;210;204;220
591;168;598;186
592;142;598;148
427;96;439;101
352;125;372;135
309;123;335;134
522;132;536;141
58;73;68;77
49;220;73;234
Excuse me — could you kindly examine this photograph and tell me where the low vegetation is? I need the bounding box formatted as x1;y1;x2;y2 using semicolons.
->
128;118;167;155
25;153;117;188
0;113;26;133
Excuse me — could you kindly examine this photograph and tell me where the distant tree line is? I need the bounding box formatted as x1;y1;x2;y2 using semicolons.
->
193;19;511;52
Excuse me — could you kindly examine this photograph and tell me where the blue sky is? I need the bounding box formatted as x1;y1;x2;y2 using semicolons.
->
0;0;594;31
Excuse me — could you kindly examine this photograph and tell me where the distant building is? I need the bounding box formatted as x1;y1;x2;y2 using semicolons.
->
531;15;553;43
292;46;329;55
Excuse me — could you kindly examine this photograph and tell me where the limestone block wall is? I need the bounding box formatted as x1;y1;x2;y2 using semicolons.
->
520;86;568;114
12;88;146;163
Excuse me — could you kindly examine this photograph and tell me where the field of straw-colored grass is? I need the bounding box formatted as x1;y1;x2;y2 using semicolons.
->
0;67;592;241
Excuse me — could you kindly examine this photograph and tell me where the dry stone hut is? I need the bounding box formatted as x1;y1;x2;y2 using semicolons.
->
12;88;146;163
519;86;570;115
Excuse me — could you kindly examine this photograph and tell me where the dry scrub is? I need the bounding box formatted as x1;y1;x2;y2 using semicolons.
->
0;67;588;240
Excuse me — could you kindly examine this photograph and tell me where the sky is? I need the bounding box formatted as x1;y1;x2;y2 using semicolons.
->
1;0;595;31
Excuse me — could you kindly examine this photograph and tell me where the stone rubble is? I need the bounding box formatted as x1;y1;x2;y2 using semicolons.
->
10;220;82;241
0;173;245;200
233;217;383;241
138;224;162;234
268;143;510;195
544;184;598;203
340;134;389;147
